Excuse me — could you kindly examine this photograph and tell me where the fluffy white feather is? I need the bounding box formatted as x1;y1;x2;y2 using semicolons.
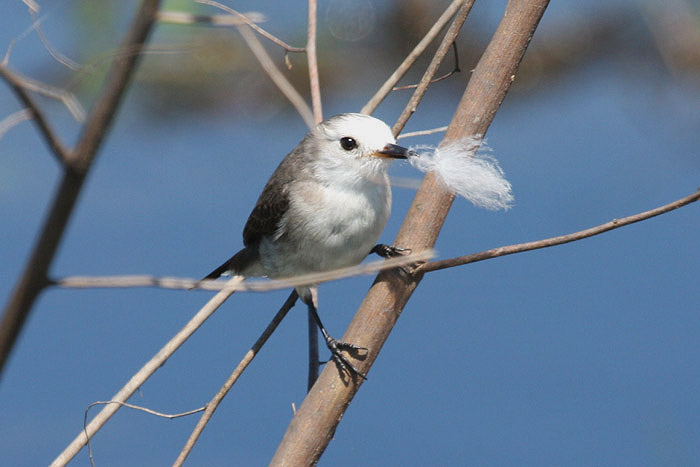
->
407;137;513;210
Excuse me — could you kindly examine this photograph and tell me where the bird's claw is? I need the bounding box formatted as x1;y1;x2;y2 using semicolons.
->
371;244;412;259
371;244;418;278
326;337;367;380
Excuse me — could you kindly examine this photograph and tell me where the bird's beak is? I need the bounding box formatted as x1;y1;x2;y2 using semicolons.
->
374;143;409;159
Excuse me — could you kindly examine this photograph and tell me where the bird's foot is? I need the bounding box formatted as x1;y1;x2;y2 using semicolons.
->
371;244;411;259
371;244;417;277
324;337;368;380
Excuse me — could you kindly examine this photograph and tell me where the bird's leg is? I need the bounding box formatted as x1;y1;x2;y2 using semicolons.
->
305;288;367;380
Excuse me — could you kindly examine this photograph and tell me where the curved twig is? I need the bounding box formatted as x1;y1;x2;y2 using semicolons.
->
84;401;206;467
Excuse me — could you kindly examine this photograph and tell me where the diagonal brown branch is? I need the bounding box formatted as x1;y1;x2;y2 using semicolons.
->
270;1;550;465
421;188;700;273
0;0;162;380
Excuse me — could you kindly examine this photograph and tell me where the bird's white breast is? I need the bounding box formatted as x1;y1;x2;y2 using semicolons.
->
259;172;391;278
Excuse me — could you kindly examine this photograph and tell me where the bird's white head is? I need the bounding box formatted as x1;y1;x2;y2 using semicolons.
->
310;113;408;179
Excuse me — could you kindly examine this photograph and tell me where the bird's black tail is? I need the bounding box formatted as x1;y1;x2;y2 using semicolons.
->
202;247;259;280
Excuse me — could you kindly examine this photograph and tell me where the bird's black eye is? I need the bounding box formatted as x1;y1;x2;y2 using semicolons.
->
340;137;357;151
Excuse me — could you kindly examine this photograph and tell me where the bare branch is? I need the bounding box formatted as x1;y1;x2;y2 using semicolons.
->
3;12;38;65
397;125;448;139
0;0;162;382
392;0;475;136
0;108;32;140
361;0;466;115
30;10;83;71
6;69;85;122
85;401;206;467
392;42;461;91
50;277;241;467
270;2;550;465
197;0;315;128
421;188;700;273
85;400;206;420
0;64;70;163
157;10;265;27
173;291;298;466
22;0;40;12
159;8;305;53
191;1;305;53
3;14;86;121
53;249;434;291
306;0;323;123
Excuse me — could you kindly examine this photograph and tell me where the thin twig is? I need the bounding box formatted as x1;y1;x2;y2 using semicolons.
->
53;250;434;291
197;0;314;128
306;0;323;123
30;10;83;71
157;10;265;27
0;108;32;140
3;8;40;65
361;0;466;115
392;0;475;136
22;0;40;12
0;64;70;163
4;69;86;122
85;401;206;467
159;8;306;55
392;42;461;91
173;291;298;466
192;1;305;53
50;277;241;467
421;188;700;273
397;126;448;139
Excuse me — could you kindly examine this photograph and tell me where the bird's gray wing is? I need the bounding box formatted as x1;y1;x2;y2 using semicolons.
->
203;138;311;280
242;177;290;246
242;139;312;245
202;180;288;280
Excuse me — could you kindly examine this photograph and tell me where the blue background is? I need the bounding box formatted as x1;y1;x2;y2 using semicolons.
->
1;0;699;465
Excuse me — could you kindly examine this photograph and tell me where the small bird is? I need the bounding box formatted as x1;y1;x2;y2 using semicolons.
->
204;113;409;378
